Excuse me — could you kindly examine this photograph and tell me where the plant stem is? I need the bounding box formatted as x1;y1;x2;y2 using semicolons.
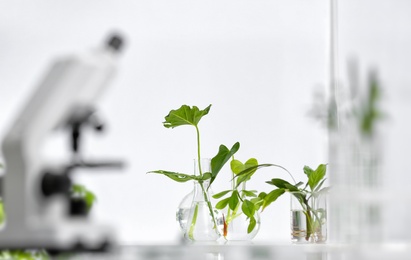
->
188;203;199;240
278;165;296;184
301;196;312;241
193;123;218;237
195;125;202;177
199;181;219;232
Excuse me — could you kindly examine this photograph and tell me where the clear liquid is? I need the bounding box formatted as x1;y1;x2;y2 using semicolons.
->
290;210;327;243
176;208;190;231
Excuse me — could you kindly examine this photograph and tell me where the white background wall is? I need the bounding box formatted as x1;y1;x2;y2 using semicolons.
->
3;0;408;245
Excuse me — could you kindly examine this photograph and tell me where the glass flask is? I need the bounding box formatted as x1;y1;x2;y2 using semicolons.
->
176;158;220;241
222;182;261;241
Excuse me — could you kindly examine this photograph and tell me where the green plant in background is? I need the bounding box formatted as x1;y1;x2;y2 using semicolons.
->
357;71;383;136
70;184;97;212
0;202;4;226
213;157;291;237
0;163;96;260
0;250;50;260
263;164;329;242
148;104;239;239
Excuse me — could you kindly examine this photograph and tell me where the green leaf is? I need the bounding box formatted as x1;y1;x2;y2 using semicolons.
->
201;172;212;181
242;190;257;197
250;197;264;211
230;158;254;185
308;164;327;190
241;199;255;219
230;159;245;174
234;158;259;184
303;165;314;178
235;163;287;188
291;191;306;203
163;104;211;128
284;183;299;192
295;181;305;187
148;170;196;183
244;158;258;172
84;192;97;210
247;216;257;233
258;192;267;199
266;178;294;189
229;190;239;211
210;142;240;186
71;184;97;210
212;190;232;199
216;197;230;210
262;189;285;210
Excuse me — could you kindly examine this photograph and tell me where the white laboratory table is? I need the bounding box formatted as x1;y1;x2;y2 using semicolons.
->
67;242;411;260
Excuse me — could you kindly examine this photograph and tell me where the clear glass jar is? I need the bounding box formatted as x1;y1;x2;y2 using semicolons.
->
290;191;327;243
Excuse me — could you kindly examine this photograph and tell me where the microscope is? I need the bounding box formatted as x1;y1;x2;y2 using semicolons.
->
0;34;125;252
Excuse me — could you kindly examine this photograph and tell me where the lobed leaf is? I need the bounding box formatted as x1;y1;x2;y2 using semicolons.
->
235;163;287;188
244;158;258;174
230;159;245;174
234;158;259;185
163;104;211;128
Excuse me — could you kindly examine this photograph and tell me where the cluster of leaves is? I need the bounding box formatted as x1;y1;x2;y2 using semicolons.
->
148;104;241;239
149;104;330;241
213;158;267;234
213;159;293;235
265;164;329;241
148;104;239;187
265;164;329;203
